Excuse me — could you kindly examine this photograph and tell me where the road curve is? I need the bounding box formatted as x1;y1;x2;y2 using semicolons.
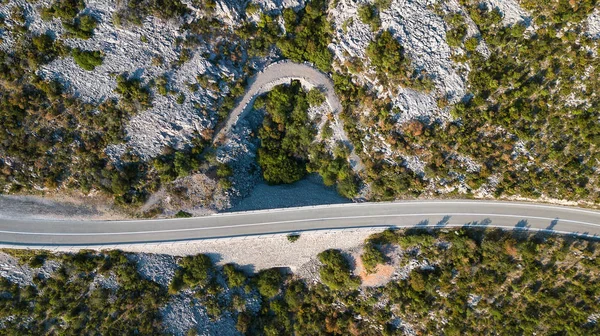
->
1;201;599;246
214;61;364;171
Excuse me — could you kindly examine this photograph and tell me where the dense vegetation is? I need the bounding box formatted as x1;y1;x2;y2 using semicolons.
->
277;0;333;72
0;0;222;210
0;26;147;203
2;0;599;210
71;48;103;70
448;1;600;201
2;228;600;334
113;0;190;26
0;250;165;335
255;82;359;197
336;1;600;203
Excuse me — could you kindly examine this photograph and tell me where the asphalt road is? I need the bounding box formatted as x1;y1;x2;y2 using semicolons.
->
1;201;599;246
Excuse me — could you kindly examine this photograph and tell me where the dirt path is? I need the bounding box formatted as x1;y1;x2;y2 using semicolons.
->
214;61;365;172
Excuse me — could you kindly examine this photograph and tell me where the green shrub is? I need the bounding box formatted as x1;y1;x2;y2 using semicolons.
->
216;163;233;178
321;120;333;139
445;14;467;47
358;4;381;31
40;0;85;21
367;30;409;78
171;254;214;291
114;73;152;110
223;264;246;288
307;88;325;106
256;82;313;185
256;268;283;298
175;210;192;218
236;312;251;333
71;48;103;71
464;37;479;52
28;254;47;268
64;14;98;39
318;249;360;290
114;0;190;26
361;243;388;273
287;233;300;242
276;0;333;72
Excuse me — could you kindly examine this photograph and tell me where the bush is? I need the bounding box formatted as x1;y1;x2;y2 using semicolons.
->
71;48;103;71
358;4;381;31
28;254;47;268
256;268;283;298
464;37;479;52
287;233;300;242
321;120;333;139
276;0;333;72
445;14;467;47
175;210;192;218
256;82;313;185
114;0;190;26
318;249;360;290
361;243;388;273
216;164;233;178
64;14;98;39
236;312;251;333
307;88;325;106
170;254;214;292
40;0;85;21
223;264;246;288
367;30;409;79
114;73;152;110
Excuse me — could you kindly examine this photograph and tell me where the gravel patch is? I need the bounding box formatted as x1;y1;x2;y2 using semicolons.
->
36;259;62;280
396;258;434;281
0;195;97;220
467;293;482;308
85;229;386;275
482;0;532;26
0;194;127;221
29;0;241;160
0;252;34;286
587;9;600;38
380;0;466;102
89;272;119;291
161;294;240;336
128;253;178;288
330;0;466;124
402;155;427;176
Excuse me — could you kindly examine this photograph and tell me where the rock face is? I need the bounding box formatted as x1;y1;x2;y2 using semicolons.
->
482;0;531;26
587;9;600;38
0;0;545;211
17;0;243;160
330;0;467;125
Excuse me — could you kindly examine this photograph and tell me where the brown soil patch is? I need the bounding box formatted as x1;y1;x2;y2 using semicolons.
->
353;250;395;287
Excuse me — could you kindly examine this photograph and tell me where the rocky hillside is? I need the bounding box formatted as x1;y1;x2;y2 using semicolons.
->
1;228;599;335
0;0;598;217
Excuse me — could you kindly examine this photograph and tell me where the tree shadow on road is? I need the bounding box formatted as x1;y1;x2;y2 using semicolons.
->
435;215;451;228
547;218;559;231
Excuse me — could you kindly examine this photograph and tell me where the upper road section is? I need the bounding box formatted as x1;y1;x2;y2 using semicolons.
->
1;201;599;246
215;61;342;142
214;61;363;170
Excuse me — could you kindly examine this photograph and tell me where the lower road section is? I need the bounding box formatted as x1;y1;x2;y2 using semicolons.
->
1;201;599;246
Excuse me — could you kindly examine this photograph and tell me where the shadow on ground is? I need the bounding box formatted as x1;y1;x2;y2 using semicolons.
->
227;174;351;212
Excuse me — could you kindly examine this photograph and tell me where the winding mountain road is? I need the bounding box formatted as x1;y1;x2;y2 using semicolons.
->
1;201;599;246
2;63;599;248
214;61;364;171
